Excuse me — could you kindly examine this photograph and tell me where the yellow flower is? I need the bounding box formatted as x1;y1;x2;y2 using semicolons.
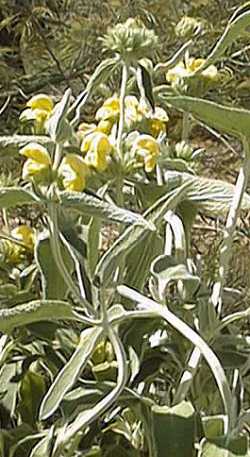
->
139;101;169;137
96;119;114;135
187;58;218;79
26;94;54;112
95;94;144;130
20;143;51;165
81;132;112;172
20;94;54;130
11;225;35;251
0;239;23;265
166;58;218;83
166;62;190;83
132;134;160;172
125;96;142;127
78;122;97;137
59;154;89;192
19;143;52;180
96;95;120;121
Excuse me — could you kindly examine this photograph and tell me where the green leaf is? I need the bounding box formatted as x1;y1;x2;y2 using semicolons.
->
160;95;250;139
151;255;200;298
124;233;163;291
139;63;155;110
86;57;120;94
60;191;149;226
0;364;19;417
0;187;39;209
18;370;46;427
94;181;191;287
87;217;101;278
29;428;56;457
35;232;74;299
166;171;250;216
202;415;228;440
0;299;79;334
39;326;103;420
194;2;250;73
0;135;53;157
46;88;72;142
136;171;250;216
199;435;250;457
151;401;196;457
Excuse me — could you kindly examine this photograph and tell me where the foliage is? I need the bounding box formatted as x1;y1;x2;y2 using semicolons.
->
0;2;250;457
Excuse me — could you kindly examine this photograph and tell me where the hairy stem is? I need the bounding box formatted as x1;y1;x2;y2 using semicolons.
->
117;63;128;160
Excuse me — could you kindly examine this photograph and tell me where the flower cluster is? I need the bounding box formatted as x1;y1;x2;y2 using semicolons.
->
19;92;168;192
93;94;168;138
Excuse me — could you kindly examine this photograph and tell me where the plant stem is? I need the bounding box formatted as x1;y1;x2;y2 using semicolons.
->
182;111;190;142
117;63;128;161
52;143;62;171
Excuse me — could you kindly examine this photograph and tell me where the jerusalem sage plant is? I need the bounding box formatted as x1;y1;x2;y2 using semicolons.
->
0;4;250;456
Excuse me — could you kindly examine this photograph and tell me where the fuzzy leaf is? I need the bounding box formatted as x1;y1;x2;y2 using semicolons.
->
194;2;250;73
160;95;250;139
60;191;150;226
0;300;79;334
151;401;196;457
0;135;53;157
39;326;102;420
94;181;192;287
0;187;39;209
35;232;74;299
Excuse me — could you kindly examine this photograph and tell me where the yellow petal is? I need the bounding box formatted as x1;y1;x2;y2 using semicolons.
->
78;122;97;135
96;95;120;121
20;143;51;166
81;132;112;172
26;94;54;112
59;154;89;192
149;119;166;137
96;119;113;135
166;62;189;82
144;154;156;172
135;134;160;156
22;159;49;180
11;225;35;250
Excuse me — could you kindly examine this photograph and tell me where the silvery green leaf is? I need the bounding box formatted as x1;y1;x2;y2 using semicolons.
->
39;326;102;420
160;95;250;139
0;187;39;208
94;181;191;287
0;299;78;334
46;88;72;142
194;2;250;73
0;135;53;157
60;191;149;226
